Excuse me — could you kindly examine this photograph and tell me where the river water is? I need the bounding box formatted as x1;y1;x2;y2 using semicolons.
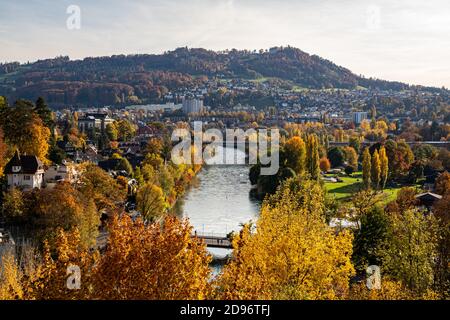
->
177;147;261;259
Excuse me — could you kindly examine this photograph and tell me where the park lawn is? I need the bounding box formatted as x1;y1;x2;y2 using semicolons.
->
324;174;364;201
324;172;410;203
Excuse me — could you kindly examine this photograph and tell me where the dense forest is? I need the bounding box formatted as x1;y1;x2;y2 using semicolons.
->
0;46;444;107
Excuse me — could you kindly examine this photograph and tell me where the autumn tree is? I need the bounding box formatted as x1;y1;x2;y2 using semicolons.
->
385;187;418;214
24;229;97;300
306;134;320;180
0;251;24;300
146;137;164;156
371;149;381;190
283;136;306;175
90;215;211;299
77;164;127;212
379;146;389;189
105;123;118;141
349;279;434;300
0;128;7;176
33;182;100;247
0;100;50;162
435;171;450;195
349;136;361;153
343;146;358;170
115;119;136;141
216;179;355;299
136;182;168;221
1;188;27;223
432;193;450;297
319;157;331;173
362;148;371;189
384;139;414;181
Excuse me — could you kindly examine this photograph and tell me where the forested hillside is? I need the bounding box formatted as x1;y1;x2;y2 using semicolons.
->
0;46;439;107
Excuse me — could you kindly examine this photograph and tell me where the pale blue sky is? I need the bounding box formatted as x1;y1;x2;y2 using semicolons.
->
0;0;449;87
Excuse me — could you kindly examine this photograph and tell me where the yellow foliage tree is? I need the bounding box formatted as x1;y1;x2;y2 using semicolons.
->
283;136;306;174
379;146;389;189
24;228;97;300
136;182;168;221
371;149;381;190
216;179;355;300
0;252;24;300
362;148;371;189
21;117;50;163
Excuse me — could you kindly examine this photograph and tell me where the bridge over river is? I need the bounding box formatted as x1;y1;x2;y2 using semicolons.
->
193;232;232;249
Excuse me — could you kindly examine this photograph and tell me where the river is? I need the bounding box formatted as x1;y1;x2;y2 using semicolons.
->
176;146;261;259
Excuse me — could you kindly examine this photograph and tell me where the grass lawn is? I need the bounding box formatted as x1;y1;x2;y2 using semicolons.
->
324;172;415;204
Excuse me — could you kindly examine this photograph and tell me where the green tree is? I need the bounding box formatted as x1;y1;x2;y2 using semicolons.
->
352;206;389;272
34;97;54;130
136;182;168;221
327;146;345;168
116;157;133;176
133;166;144;185
105;123;118;141
382;209;438;294
1;188;26;223
115;119;136;141
349;136;361;153
48;142;66;164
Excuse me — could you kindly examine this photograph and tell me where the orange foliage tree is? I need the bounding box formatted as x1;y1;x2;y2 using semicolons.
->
90;215;212;299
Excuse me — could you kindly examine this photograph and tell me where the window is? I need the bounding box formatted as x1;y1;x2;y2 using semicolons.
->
24;175;31;181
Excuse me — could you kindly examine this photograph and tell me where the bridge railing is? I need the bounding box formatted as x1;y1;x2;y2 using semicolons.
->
192;231;229;239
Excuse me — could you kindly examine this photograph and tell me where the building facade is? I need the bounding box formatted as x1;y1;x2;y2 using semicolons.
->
352;112;368;125
78;113;114;133
182;97;204;114
4;152;45;190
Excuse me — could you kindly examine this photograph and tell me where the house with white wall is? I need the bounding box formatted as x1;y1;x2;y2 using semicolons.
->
4;151;45;190
44;162;79;184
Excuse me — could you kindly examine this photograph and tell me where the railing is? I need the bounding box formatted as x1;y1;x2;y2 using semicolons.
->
192;231;232;249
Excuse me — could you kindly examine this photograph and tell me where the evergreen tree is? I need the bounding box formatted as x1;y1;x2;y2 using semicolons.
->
353;206;389;272
34;97;54;130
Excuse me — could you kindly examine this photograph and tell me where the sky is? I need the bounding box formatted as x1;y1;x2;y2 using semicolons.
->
0;0;449;88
